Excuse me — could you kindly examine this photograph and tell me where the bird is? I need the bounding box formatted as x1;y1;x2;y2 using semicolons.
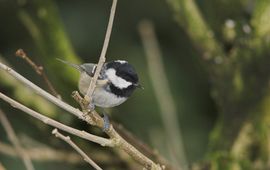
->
57;59;142;130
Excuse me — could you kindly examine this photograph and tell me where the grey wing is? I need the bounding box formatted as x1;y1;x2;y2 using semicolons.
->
80;63;96;77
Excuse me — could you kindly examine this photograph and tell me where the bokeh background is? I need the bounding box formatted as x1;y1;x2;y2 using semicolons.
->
1;0;269;170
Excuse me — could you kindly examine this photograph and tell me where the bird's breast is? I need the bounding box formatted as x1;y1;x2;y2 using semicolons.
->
92;87;127;108
78;73;127;108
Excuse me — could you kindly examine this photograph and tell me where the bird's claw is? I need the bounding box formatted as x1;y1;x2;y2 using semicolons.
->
88;103;95;112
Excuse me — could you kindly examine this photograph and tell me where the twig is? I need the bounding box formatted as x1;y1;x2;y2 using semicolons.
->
0;92;112;147
0;61;163;169
112;122;172;169
84;0;117;105
0;62;95;125
166;0;224;62
0;56;58;116
0;109;35;170
0;162;6;170
52;129;102;170
139;20;187;170
0;141;122;165
72;92;162;170
15;49;61;99
0;141;82;164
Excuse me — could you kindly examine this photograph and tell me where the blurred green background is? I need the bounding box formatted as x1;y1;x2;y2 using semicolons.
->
0;0;222;169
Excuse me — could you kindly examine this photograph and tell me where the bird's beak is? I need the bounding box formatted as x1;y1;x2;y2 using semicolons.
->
135;83;144;90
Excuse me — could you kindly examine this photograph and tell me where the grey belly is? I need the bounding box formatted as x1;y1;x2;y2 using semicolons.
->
78;74;126;108
92;87;127;108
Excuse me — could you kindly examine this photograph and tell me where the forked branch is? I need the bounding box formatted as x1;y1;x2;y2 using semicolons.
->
52;129;102;170
15;49;61;99
0;109;35;170
0;62;163;169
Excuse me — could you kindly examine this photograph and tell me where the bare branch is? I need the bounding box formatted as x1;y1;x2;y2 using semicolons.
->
15;49;61;99
0;62;163;169
0;62;92;123
0;162;6;170
52;129;102;170
112;122;172;169
0;109;35;170
84;0;118;104
72;93;163;169
0;141;122;165
139;20;187;170
0;92;112;147
0;141;82;164
166;0;224;61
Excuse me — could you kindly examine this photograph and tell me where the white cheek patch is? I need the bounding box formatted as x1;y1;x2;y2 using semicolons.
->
105;68;132;89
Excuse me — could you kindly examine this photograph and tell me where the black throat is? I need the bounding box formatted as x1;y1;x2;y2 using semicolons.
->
108;83;136;98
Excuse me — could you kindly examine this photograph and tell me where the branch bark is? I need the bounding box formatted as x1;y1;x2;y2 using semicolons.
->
166;0;270;169
0;109;35;170
166;0;224;62
52;129;102;170
85;0;117;104
0;141;123;165
15;49;61;99
0;92;112;147
0;62;164;169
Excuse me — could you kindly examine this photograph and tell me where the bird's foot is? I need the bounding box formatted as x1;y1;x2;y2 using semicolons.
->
102;112;110;132
81;103;95;118
87;103;95;112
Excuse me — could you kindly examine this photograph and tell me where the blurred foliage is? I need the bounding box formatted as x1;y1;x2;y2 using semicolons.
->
1;0;269;169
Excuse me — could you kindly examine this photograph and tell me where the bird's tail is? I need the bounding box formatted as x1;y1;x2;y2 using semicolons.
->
56;58;82;71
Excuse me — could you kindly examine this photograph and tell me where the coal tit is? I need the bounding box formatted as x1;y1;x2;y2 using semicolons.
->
58;59;142;108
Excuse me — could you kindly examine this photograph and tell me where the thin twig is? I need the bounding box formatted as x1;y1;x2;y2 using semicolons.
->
112;122;172;169
72;92;162;170
0;62;163;169
0;92;112;147
139;20;187;170
0;109;35;170
0;141;82;164
0;62;95;125
52;129;102;170
0;141;122;165
0;162;6;170
84;0;117;104
15;49;61;99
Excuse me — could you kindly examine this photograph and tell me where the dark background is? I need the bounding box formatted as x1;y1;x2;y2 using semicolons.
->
0;0;220;169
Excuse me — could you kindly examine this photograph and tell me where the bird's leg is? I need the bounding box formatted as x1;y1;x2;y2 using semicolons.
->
102;111;110;132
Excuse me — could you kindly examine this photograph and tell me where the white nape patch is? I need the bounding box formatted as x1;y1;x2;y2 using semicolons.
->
105;68;132;89
115;60;127;64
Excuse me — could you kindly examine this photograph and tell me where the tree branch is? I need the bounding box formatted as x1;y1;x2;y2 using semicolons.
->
85;0;118;104
0;162;6;170
0;141;123;165
0;56;58;116
251;0;270;39
17;0;81;85
139;20;187;170
15;49;61;99
0;62;164;170
0;92;112;147
0;109;35;170
166;0;224;63
52;129;102;170
0;141;82;164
